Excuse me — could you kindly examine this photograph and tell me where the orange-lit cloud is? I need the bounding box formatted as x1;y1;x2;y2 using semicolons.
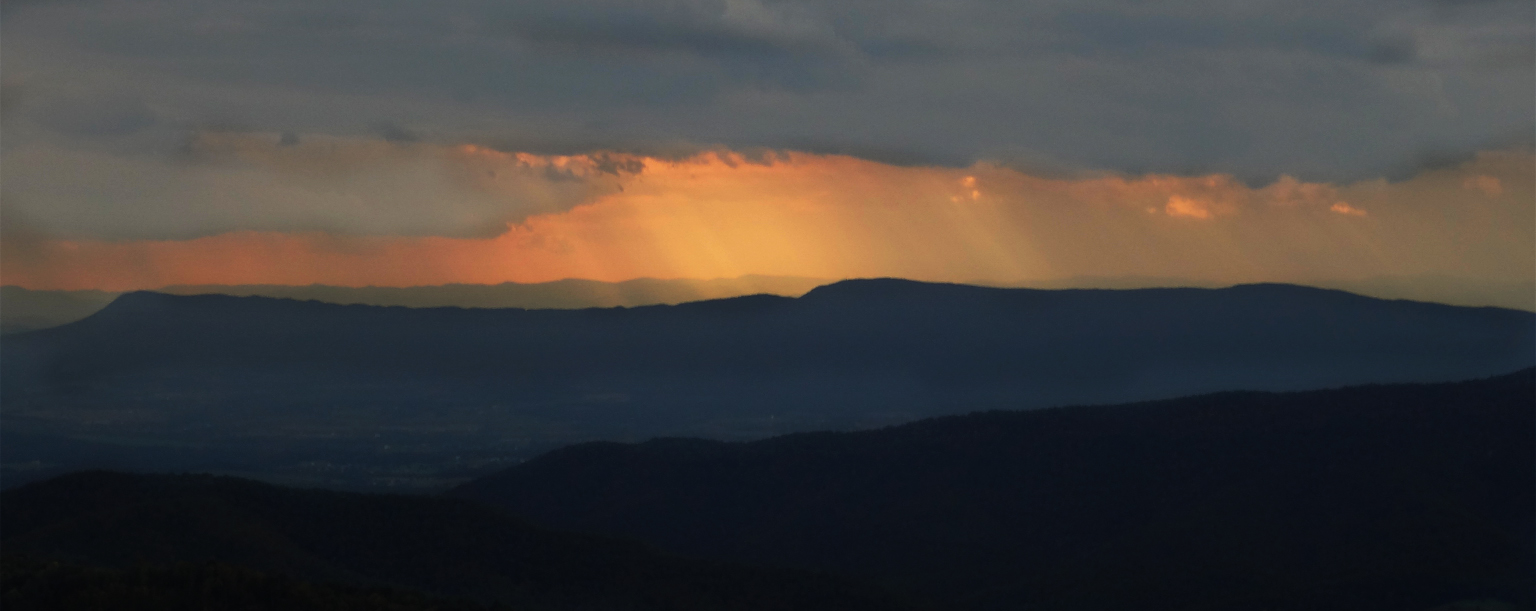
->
1329;202;1368;217
1462;175;1504;197
2;147;1531;293
1165;196;1214;219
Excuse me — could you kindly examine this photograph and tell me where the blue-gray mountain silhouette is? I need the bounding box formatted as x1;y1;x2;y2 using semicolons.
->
450;370;1536;611
7;279;1531;403
3;279;1532;489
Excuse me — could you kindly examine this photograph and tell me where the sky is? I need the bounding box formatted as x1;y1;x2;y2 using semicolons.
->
1;0;1532;295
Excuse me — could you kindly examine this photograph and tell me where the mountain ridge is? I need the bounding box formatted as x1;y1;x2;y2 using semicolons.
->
450;369;1536;610
7;274;1530;337
63;278;1536;331
0;276;828;335
4;279;1531;491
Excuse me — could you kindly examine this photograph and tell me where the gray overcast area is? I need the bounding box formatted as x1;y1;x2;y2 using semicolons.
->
1;0;1532;239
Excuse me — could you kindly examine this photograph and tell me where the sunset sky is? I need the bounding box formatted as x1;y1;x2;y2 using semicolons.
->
2;0;1531;295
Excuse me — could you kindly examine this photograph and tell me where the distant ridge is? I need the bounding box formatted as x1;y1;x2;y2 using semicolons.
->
156;275;827;309
999;274;1536;312
0;275;826;334
24;279;1533;402
3;279;1531;490
6;274;1528;335
800;277;1385;303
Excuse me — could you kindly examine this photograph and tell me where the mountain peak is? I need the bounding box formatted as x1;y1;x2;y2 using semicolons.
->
86;291;187;321
799;278;1003;302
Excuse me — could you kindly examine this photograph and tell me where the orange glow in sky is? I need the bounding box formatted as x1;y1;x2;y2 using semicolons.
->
2;146;1531;292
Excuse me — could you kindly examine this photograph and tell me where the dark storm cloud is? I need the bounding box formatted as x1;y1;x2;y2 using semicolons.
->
1;0;1531;238
1365;35;1418;64
503;8;817;56
760;138;948;168
39;95;158;137
373;121;421;144
1051;13;1372;60
1386;131;1536;180
0;83;24;122
1428;0;1528;7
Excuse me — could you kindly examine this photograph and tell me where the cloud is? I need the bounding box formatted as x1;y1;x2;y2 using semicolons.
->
0;82;26;123
1165;196;1214;219
502;0;844;59
0;202;53;267
1;0;1529;183
0;0;1529;296
0;133;635;239
1371;4;1535;69
1329;202;1369;216
38;94;158;137
373;121;420;144
5;147;1529;292
1462;174;1503;196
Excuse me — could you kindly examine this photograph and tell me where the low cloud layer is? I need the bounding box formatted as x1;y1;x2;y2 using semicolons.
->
2;133;631;239
3;0;1530;297
5;148;1529;295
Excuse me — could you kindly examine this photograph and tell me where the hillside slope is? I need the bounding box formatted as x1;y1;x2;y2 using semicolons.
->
1;471;925;610
452;370;1536;611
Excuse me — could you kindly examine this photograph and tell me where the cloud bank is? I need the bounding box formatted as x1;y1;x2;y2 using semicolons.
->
5;148;1529;294
2;133;631;239
2;0;1530;299
3;0;1531;184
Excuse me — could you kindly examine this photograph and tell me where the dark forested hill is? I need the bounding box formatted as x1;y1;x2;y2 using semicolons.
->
0;471;926;610
2;558;500;611
450;370;1536;611
3;279;1532;490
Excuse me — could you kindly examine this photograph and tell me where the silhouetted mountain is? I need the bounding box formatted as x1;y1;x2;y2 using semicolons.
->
1313;275;1535;312
0;276;824;334
0;287;119;335
3;280;1532;490
451;370;1536;611
0;471;927;610
10;280;1531;404
1000;275;1536;312
9;274;1527;337
158;275;826;309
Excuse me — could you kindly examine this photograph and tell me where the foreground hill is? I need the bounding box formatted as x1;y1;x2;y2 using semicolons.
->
451;370;1536;611
0;471;923;610
3;280;1531;490
2;558;497;611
